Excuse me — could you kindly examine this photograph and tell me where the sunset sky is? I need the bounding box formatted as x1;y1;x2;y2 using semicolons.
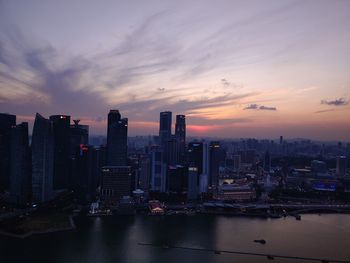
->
0;0;349;140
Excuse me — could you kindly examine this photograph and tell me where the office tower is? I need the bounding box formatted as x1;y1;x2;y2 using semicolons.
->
139;156;151;193
106;110;128;166
159;111;172;147
263;151;271;172
209;141;221;188
200;142;209;193
164;135;179;164
167;165;186;193
187;166;199;200
71;145;99;202
336;156;347;176
70;119;89;157
10;122;31;205
175;115;186;163
280;136;283;144
0;113;16;192
31;113;54;203
233;154;241;172
50;115;71;190
186;142;203;199
150;146;166;192
187;142;203;175
101;166;131;202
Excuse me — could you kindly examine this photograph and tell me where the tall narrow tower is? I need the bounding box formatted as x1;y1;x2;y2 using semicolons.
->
107;110;128;166
175;115;186;163
159;111;172;146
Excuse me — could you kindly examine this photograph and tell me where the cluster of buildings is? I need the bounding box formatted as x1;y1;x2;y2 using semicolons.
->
0;110;349;208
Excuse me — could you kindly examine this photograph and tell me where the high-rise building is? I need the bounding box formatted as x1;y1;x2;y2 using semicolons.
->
71;144;99;202
164;135;179;164
159;111;172;147
139;156;151;193
200;142;209;193
150;146;166;192
0;113;16;192
187;166;199;200
106;110;128;166
186;142;203;198
70;119;89;157
175;115;186;163
336;156;347;176
101;166;131;202
10;122;31;205
209;141;221;188
167;165;186;193
187;142;203;175
50;115;71;190
31;113;54;203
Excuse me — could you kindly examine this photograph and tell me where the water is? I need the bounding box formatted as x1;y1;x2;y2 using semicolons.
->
1;214;350;263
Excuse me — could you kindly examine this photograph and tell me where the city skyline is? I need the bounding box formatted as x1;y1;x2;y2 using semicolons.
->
1;0;350;140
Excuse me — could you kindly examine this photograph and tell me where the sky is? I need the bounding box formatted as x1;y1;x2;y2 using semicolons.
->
0;0;349;140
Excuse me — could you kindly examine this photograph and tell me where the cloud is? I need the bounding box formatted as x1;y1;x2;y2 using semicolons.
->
321;98;349;106
314;109;335;114
94;116;106;122
244;104;277;111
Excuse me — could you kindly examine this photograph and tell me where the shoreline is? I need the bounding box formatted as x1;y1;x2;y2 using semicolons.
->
2;210;350;239
0;215;76;239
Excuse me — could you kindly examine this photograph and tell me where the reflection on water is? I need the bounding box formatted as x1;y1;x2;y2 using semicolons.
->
1;214;350;263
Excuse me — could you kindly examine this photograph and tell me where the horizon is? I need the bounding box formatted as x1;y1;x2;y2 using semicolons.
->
1;0;350;140
2;110;349;143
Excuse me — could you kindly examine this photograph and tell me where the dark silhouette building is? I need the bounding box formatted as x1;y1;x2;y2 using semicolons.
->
10;122;31;205
31;113;54;203
187;142;203;175
209;141;221;188
0;113;16;192
336;156;347;176
159;111;172;147
175;115;186;163
50;115;71;190
70;119;89;157
186;142;203;198
71;145;99;202
167;165;186;193
101;166;131;202
106;110;128;166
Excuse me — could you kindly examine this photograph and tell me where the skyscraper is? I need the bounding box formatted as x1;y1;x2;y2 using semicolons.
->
50;115;71;190
187;142;203;198
187;142;203;175
175;115;186;163
150;145;166;192
0;113;16;192
101;166;132;203
159;111;172;147
106;110;128;166
31;113;54;203
70;119;89;157
336;156;347;176
10;122;31;205
209;141;221;188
